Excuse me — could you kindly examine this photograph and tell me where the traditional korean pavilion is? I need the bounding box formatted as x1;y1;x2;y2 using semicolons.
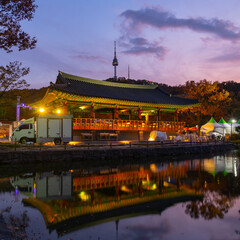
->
31;71;199;140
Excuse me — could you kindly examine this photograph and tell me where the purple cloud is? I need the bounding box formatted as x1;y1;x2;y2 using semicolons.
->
121;37;167;58
129;37;148;46
70;52;108;64
210;51;240;62
121;219;171;240
123;45;166;58
120;8;240;41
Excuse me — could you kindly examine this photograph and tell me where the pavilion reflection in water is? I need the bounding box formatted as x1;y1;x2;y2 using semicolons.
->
9;154;240;236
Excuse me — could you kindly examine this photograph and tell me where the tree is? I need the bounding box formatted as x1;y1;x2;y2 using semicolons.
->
0;61;29;98
185;191;233;220
182;80;231;126
0;0;37;52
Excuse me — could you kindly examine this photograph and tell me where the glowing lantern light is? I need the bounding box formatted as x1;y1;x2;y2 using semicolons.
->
56;109;61;114
78;191;90;201
39;108;45;113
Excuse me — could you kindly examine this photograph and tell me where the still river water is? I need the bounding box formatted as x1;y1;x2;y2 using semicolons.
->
0;151;240;240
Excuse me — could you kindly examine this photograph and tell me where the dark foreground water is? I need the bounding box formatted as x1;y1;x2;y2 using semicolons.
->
0;151;240;240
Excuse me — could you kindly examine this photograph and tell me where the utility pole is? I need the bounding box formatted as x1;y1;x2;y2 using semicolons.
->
16;96;21;122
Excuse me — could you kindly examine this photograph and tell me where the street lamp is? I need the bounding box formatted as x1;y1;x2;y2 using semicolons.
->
231;119;236;135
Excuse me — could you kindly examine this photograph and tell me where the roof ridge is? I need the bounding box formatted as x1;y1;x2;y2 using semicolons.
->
58;71;158;89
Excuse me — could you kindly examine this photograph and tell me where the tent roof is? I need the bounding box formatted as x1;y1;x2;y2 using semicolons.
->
218;118;227;124
208;117;216;123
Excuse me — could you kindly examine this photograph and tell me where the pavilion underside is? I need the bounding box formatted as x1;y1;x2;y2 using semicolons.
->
31;72;199;135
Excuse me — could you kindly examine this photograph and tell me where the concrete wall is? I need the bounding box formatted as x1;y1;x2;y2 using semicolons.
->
0;143;233;165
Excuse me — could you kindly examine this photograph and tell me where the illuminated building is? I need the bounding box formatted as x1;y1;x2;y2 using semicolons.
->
31;71;199;140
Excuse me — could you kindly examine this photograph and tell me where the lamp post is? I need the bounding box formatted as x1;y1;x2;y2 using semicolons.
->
231;119;236;135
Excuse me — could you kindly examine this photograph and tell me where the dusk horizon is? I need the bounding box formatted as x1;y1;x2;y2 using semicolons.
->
1;0;240;88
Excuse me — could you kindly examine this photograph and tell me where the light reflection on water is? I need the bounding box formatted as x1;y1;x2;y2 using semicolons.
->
0;152;240;240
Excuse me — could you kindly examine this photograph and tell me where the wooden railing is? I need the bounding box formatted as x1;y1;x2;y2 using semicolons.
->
73;167;187;191
73;118;185;131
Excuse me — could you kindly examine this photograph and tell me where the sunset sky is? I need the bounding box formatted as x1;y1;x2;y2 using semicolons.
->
1;0;240;88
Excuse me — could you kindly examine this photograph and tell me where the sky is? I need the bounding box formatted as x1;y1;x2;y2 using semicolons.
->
2;0;240;88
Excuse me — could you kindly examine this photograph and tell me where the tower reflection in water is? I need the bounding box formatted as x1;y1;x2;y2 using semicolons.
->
9;153;239;236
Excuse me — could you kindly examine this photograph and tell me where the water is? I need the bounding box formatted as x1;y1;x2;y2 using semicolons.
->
0;151;240;240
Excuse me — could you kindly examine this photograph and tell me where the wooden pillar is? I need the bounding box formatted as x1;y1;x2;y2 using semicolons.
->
157;109;161;121
138;108;142;120
90;104;95;118
174;110;179;122
145;114;149;124
129;110;132;120
159;177;163;193
62;102;68;115
138;181;143;196
114;106;119;119
174;110;179;131
112;109;114;119
91;189;95;204
115;185;120;200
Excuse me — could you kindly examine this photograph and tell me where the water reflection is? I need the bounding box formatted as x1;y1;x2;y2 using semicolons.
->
0;152;240;239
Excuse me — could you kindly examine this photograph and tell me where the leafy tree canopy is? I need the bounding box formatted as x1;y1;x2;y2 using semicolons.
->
183;80;231;118
0;0;37;52
0;61;29;98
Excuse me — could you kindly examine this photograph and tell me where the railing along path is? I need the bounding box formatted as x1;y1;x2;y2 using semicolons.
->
73;118;185;131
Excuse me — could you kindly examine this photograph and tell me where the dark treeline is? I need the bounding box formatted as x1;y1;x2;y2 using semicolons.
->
0;87;47;121
106;77;240;95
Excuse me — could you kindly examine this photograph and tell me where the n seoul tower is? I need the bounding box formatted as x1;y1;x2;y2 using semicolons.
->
112;41;118;80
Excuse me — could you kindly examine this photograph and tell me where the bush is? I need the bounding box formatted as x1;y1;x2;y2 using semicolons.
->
229;133;240;140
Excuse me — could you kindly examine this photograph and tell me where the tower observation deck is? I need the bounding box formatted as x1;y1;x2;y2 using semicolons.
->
112;41;118;80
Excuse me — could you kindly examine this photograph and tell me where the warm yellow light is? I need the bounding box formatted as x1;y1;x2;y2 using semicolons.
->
119;141;130;144
39;108;45;113
120;185;132;193
78;191;90;201
43;142;55;146
56;109;61;114
151;183;157;190
79;106;85;110
149;137;154;141
68;141;81;145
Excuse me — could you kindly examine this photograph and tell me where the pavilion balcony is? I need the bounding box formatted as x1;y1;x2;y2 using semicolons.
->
73;118;185;132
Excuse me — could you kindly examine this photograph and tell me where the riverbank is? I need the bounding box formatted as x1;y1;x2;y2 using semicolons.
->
0;141;233;164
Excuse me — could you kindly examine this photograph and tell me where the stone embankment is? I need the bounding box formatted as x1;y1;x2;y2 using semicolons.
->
0;142;233;165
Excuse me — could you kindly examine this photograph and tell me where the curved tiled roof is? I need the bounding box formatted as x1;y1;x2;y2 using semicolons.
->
50;71;199;106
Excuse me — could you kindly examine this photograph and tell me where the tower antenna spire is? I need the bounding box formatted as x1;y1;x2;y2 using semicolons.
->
112;41;118;80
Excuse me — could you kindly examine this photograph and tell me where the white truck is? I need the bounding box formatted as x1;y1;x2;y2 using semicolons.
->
11;115;72;145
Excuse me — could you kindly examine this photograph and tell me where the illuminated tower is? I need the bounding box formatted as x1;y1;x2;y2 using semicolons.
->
112;41;118;80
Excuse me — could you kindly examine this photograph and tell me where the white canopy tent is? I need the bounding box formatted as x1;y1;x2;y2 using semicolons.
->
200;117;224;135
218;118;231;135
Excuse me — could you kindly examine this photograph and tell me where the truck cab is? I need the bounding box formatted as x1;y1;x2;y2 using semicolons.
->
11;118;35;144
